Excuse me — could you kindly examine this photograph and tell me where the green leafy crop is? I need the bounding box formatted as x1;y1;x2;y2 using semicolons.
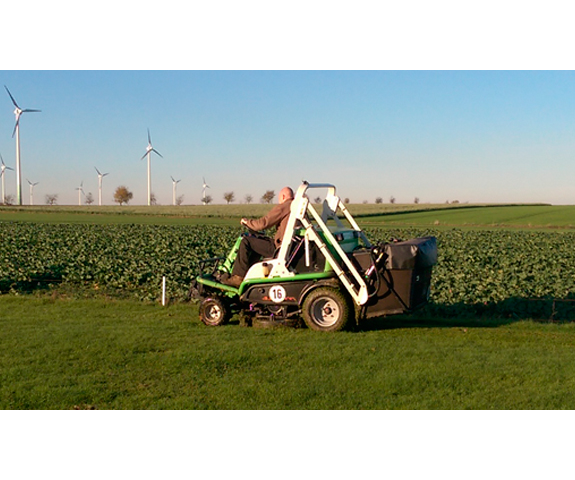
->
2;224;575;319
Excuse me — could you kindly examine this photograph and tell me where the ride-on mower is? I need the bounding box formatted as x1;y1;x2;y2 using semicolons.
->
190;182;437;332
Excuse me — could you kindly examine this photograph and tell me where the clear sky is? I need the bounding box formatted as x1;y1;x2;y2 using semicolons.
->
1;70;575;206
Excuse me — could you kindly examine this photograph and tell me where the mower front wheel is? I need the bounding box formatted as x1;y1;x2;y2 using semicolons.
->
302;287;354;332
199;297;230;326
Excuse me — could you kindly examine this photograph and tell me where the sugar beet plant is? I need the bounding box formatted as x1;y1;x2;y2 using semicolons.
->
2;223;575;318
0;224;238;301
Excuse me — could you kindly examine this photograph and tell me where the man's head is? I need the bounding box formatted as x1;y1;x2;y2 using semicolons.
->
278;187;294;204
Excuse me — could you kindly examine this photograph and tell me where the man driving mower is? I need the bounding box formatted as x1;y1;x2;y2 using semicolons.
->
222;186;294;287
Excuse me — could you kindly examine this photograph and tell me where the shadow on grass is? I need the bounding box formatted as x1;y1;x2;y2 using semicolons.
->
0;267;64;294
358;296;575;331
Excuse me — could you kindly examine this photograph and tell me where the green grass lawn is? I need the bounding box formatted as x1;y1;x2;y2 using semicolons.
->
1;203;571;229
2;296;575;409
361;205;575;229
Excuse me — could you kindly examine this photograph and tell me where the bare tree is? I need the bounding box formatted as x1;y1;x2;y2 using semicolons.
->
150;192;158;205
224;192;235;204
202;195;213;205
375;197;383;204
414;197;420;204
261;190;275;204
244;194;253;204
114;186;133;206
45;194;58;206
344;197;350;204
389;196;396;204
4;194;14;205
314;196;322;204
85;192;95;205
176;194;184;206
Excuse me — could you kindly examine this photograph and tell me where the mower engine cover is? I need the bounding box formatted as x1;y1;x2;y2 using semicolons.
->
384;236;437;270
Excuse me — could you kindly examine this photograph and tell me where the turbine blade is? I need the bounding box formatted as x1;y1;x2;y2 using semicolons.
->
12;118;19;138
140;152;148;160
103;173;109;177
152;148;163;158
95;167;101;175
23;109;41;113
147;128;151;145
4;85;20;108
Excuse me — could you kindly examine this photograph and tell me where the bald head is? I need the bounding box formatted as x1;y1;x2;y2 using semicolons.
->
278;187;294;204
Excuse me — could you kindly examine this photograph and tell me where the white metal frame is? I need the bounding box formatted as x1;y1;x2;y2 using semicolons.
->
243;182;371;306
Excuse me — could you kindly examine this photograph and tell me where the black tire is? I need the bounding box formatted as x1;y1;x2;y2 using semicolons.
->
301;287;354;332
199;297;230;326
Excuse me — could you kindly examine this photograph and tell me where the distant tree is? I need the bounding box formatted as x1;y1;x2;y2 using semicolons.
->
114;186;133;206
362;200;368;204
45;194;58;206
224;192;235;204
344;198;350;204
3;194;14;205
414;197;420;204
202;195;213;205
85;192;94;205
389;196;396;204
150;192;158;205
261;190;275;204
176;194;184;206
314;196;322;204
375;197;383;204
245;194;253;204
451;200;460;204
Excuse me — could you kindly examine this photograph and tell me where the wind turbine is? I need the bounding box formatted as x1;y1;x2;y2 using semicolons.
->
4;86;41;206
95;167;109;206
171;176;181;206
0;153;14;204
202;177;210;205
27;179;38;206
75;181;85;206
140;128;163;206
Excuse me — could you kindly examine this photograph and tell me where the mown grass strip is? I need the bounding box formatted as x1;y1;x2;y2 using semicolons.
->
2;296;575;410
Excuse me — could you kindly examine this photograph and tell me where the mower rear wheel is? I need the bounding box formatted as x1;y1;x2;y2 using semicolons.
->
199;297;230;326
302;287;354;332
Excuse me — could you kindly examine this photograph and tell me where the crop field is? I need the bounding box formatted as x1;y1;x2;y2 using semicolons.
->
2;204;575;409
361;205;575;229
2;222;575;314
0;202;558;227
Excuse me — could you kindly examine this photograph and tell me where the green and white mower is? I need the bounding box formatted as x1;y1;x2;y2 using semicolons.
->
190;182;437;332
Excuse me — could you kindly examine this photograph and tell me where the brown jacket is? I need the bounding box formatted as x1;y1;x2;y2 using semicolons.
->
245;199;293;248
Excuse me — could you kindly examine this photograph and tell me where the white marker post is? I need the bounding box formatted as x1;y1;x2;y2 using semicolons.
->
162;276;166;306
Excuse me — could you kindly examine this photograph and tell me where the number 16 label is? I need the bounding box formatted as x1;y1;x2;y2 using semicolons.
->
269;285;286;303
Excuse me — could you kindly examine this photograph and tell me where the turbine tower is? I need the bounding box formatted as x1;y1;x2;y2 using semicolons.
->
27;179;38;206
202;177;210;205
140;128;163;206
171;176;181;206
0;153;14;204
95;167;109;206
75;181;85;206
4;86;41;206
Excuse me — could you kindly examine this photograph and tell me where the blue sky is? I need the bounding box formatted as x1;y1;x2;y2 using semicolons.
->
1;70;575;205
